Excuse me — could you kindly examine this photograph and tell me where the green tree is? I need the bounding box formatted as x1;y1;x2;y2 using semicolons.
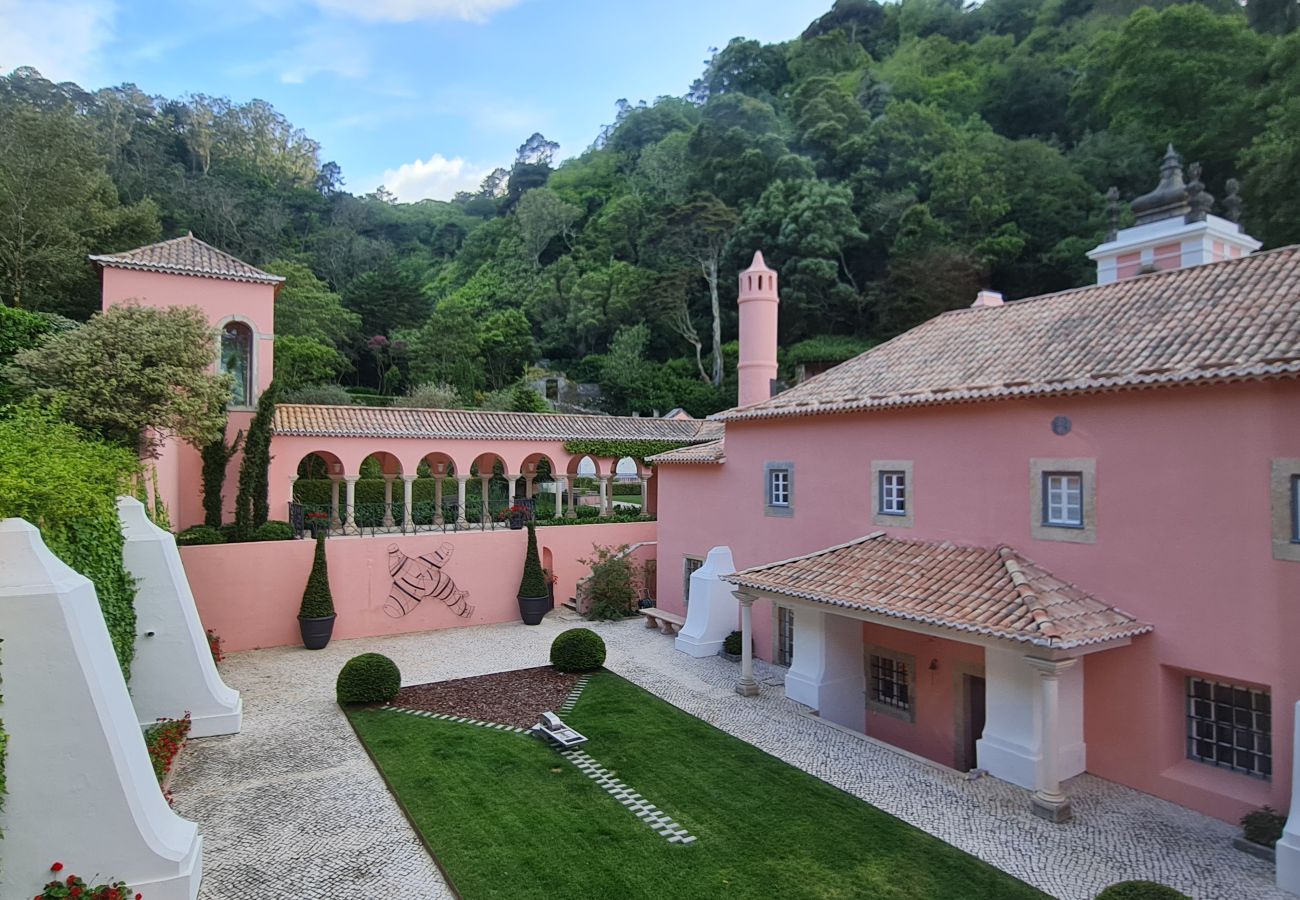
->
343;257;430;336
274;335;348;391
661;196;738;385
5;304;231;456
515;187;580;268
264;259;361;346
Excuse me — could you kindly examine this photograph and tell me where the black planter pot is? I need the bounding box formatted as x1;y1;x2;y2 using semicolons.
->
509;515;524;530
299;614;337;650
518;594;550;625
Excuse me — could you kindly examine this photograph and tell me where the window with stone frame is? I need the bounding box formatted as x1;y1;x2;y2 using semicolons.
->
682;555;703;608
1186;677;1271;780
1042;472;1084;527
769;468;790;506
879;470;907;516
869;652;911;713
220;321;254;407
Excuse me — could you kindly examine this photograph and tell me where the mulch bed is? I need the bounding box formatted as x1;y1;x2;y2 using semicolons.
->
393;667;580;729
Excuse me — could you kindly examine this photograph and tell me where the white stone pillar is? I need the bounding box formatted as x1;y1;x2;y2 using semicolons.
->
566;476;577;519
456;476;469;526
287;473;298;513
506;473;517;506
598;474;611;517
479;474;492;525
524;475;535;499
784;607;867;731
1027;656;1077;823
676;546;736;657
435;476;446;527
382;475;395;528
1274;701;1300;895
0;518;202;899
554;476;567;519
638;473;650;514
401;474;416;530
978;647;1085;791
119;497;242;737
343;474;359;533
329;476;341;528
736;594;759;697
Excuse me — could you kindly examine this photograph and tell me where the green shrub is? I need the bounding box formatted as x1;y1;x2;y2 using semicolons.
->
176;525;227;546
336;653;401;704
518;522;548;597
0;406;139;677
575;505;600;519
281;383;355;405
611;483;642;496
1094;882;1190;900
550;628;606;672
582;544;639;621
723;631;743;655
299;533;335;619
1241;806;1286;848
252;520;295;542
234;381;277;538
200;423;241;528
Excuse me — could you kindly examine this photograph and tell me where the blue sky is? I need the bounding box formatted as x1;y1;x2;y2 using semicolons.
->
1;0;831;199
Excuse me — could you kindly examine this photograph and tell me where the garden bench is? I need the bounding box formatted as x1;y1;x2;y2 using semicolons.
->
638;607;685;635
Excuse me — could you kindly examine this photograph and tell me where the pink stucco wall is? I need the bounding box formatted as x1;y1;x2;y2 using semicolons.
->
180;521;656;652
654;380;1300;821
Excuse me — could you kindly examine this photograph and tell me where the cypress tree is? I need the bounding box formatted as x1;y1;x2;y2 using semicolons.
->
299;533;335;619
517;521;547;598
234;381;278;537
200;426;242;528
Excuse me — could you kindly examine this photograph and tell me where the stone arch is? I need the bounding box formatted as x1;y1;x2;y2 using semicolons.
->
216;315;259;409
517;452;560;518
410;451;458;527
292;450;344;529
354;451;405;529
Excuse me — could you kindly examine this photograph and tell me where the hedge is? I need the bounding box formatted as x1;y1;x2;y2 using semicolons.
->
0;406;139;678
1094;882;1190;900
337;653;401;703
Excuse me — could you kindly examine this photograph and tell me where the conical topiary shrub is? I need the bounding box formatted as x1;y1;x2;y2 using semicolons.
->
298;533;336;649
517;522;550;626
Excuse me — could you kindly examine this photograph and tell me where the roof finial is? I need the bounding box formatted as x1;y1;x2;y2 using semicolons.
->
186;229;193;238
1224;178;1243;229
1104;186;1121;242
1130;144;1190;225
1185;162;1213;224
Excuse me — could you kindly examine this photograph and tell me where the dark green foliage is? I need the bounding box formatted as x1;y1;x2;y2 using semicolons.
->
518;522;548;597
299;533;336;619
562;439;687;462
253;520;295;542
1240;806;1286;847
785;334;874;367
336;653;401;704
0;406;139;677
200;422;242;528
234;381;278;538
723;631;743;655
176;526;227;546
0;307;59;378
583;544;641;620
549;628;607;672
1094;882;1190;900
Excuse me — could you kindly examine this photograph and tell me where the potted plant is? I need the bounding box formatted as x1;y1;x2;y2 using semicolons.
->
299;532;337;649
1234;806;1285;861
305;509;329;538
498;503;531;530
517;522;550;625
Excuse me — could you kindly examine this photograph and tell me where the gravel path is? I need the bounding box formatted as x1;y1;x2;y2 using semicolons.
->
393;666;578;728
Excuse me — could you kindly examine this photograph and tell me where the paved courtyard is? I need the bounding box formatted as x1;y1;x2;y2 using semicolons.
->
172;615;1286;900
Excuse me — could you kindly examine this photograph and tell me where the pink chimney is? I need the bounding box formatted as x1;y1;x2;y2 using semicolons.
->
737;250;780;407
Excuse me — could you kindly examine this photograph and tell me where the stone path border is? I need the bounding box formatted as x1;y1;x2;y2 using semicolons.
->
557;746;697;845
382;704;528;734
559;673;592;713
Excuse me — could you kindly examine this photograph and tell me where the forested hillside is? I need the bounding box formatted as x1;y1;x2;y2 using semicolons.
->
2;0;1298;416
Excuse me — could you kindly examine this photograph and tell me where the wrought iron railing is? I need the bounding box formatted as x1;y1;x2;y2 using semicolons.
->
290;497;550;537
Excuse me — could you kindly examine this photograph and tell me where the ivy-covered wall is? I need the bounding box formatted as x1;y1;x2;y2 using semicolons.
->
562;439;687;462
0;407;140;677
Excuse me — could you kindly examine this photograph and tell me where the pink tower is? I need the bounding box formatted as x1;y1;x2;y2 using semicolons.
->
737;250;780;407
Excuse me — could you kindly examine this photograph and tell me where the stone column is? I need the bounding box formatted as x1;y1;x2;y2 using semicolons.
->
479;474;492;526
287;473;298;510
329;476;342;528
401;474;416;530
456;476;469;526
598;474;611;517
1277;701;1300;895
736;594;759;697
524;475;535;499
554;476;567;519
638;473;650;514
382;475;395;528
435;476;446;527
565;476;577;519
1026;656;1078;823
343;475;359;534
506;473;517;507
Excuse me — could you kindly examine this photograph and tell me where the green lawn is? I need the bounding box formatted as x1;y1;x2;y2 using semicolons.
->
347;672;1046;900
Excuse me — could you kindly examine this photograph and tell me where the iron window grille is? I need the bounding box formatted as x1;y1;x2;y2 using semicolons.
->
682;556;703;608
1186;677;1271;780
769;468;791;507
879;471;907;516
776;606;794;667
869;654;910;711
1042;472;1084;527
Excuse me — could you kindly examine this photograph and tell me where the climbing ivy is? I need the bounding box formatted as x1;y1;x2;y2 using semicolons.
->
562;439;688;463
234;382;278;538
0;405;140;677
200;421;242;528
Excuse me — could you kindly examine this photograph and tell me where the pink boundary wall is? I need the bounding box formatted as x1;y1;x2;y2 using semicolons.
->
654;380;1300;822
180;521;655;652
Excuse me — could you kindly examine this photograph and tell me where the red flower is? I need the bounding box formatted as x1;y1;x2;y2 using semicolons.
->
50;863;64;873
70;887;82;898
68;875;78;886
136;895;143;899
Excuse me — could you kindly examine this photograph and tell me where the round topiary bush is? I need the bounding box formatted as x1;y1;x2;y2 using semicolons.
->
1095;881;1190;900
252;520;295;542
336;653;401;704
550;628;606;672
723;630;743;655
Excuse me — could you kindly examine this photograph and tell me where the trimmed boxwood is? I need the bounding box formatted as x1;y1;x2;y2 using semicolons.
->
253;520;295;542
336;653;401;704
1094;882;1190;900
176;525;227;546
723;631;743;655
550;628;606;672
299;533;336;619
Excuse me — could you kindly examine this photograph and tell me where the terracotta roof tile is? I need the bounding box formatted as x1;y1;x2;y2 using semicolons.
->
719;246;1300;421
272;404;724;444
646;438;725;464
722;533;1152;650
90;234;284;285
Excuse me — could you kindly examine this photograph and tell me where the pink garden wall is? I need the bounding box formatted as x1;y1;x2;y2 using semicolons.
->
654;380;1300;821
180;521;656;652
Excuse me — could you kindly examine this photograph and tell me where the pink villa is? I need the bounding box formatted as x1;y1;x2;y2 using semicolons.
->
90;150;1297;843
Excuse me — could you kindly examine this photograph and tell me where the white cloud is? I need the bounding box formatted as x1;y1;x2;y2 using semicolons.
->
378;153;498;201
311;0;523;23
279;22;370;83
0;0;116;84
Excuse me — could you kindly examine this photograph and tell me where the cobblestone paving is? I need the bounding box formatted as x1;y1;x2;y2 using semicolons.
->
172;616;1285;900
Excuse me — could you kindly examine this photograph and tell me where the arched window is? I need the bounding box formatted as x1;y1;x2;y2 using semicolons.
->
220;321;253;406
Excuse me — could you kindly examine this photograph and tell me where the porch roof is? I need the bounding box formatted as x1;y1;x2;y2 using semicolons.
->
722;532;1152;650
645;438;726;464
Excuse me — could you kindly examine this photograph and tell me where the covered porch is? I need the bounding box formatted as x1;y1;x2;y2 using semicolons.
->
723;532;1153;822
